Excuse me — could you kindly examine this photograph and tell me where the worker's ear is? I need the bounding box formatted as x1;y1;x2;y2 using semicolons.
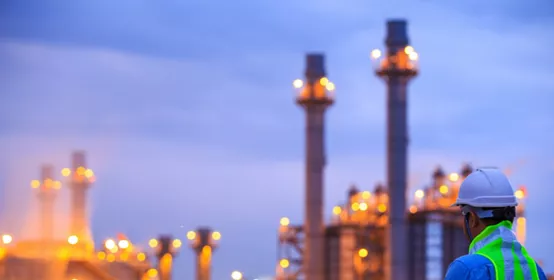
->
468;211;479;228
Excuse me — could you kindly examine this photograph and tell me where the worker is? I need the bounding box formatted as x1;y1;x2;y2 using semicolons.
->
445;168;547;280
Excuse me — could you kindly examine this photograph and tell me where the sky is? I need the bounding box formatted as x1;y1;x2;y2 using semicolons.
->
0;0;553;278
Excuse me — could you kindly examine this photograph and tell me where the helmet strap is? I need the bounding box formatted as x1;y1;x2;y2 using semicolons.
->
464;213;473;241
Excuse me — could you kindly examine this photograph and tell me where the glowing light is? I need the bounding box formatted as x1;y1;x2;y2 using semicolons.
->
409;206;418;214
448;173;460;181
53;181;62;189
137;252;146;262
370;49;382;59
107;254;115;262
68;235;79;245
186;231;196;240
359;202;368;211
84;169;94;178
279;258;290;268
44;178;53;188
31;180;40;189
319;77;329;86
415;189;424;199
516;217;527;245
61;168;71;177
147;268;158;278
332;206;342;215
377;204;387;213
211;232;221;241
409;52;419;61
76;167;86;176
172;239;182;248
231;271;243;280
2;234;12;244
404;46;414;54
202;245;211;255
280;217;290;227
105;239;116;250
119;252;129;261
358;248;369;258
439;185;449;194
351;202;360;211
325;82;335;91
515;190;525;199
97;252;106;260
293;79;304;89
118;239;130;249
361;191;371;199
148;238;158;248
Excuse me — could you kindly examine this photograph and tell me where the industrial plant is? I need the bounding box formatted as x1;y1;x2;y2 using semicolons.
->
0;19;551;280
0;151;222;280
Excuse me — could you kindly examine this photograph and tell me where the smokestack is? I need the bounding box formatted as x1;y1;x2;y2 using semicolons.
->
295;53;334;280
375;20;418;280
187;227;220;280
33;164;60;242
64;151;95;242
156;235;176;280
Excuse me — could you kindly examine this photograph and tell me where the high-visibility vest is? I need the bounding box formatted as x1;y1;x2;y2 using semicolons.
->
469;220;540;280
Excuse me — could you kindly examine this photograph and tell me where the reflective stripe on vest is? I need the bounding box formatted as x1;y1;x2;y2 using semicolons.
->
468;220;540;280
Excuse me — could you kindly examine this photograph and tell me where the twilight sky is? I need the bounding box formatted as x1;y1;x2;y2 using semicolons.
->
0;0;553;278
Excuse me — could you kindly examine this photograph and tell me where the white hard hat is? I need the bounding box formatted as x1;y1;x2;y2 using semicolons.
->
452;168;518;208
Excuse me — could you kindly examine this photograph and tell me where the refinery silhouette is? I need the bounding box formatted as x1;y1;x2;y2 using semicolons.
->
0;19;551;280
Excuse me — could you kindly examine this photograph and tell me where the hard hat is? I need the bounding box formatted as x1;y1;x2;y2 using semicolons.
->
452;168;518;208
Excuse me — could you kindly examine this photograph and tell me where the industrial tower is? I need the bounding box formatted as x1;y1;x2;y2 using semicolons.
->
30;165;61;242
293;53;334;280
62;151;96;251
149;235;182;280
187;227;221;280
373;20;418;280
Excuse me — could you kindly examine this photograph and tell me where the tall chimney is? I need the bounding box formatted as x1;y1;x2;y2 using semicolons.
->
374;20;418;280
188;227;220;280
32;164;60;242
295;53;334;280
64;151;95;242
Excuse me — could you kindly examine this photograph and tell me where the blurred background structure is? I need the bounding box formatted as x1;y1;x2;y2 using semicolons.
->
0;152;216;280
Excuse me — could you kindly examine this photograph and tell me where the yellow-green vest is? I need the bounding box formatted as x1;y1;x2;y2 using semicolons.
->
469;220;540;280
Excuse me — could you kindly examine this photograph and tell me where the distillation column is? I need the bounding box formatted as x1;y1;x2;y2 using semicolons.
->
62;151;95;247
31;165;61;242
295;54;334;280
374;20;418;280
187;228;221;280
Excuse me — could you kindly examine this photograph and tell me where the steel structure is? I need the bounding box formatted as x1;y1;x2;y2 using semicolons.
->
187;227;221;280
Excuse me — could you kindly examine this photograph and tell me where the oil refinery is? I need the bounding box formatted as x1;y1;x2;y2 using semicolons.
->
1;19;552;280
0;152;219;280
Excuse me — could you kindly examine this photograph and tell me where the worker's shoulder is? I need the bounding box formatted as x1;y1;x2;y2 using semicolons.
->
445;254;494;280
